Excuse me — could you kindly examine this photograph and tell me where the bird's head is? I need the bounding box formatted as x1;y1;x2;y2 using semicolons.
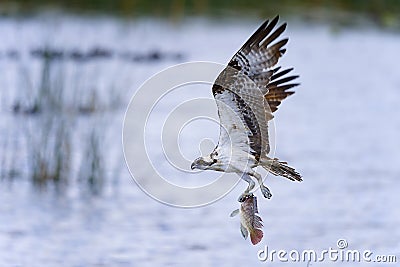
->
191;154;218;170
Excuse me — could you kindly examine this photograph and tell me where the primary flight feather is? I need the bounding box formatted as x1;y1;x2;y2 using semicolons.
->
191;16;302;201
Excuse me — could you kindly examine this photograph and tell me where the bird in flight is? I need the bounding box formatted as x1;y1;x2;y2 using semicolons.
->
191;16;302;201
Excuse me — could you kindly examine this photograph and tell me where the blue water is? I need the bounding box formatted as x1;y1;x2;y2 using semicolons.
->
1;15;400;266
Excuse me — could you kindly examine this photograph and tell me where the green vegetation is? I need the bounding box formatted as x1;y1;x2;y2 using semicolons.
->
0;1;398;16
1;0;399;28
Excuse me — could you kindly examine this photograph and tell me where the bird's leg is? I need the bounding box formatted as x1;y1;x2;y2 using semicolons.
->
238;173;255;202
250;171;272;199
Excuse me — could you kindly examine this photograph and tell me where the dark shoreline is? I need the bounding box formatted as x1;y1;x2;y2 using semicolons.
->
1;0;400;30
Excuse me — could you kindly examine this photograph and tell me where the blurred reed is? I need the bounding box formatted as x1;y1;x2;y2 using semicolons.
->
0;130;20;181
78;129;105;196
7;53;121;194
27;115;71;188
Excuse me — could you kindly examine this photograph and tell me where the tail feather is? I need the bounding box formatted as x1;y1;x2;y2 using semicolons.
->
250;229;264;245
261;158;302;182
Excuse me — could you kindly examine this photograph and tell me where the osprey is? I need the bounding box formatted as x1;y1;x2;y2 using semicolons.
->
191;16;302;201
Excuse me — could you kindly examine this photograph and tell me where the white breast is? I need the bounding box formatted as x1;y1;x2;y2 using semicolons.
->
216;144;257;173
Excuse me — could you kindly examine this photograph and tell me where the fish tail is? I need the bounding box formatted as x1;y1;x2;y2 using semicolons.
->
250;228;263;245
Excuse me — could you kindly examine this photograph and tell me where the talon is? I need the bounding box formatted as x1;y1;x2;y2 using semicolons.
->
261;186;272;199
238;192;252;202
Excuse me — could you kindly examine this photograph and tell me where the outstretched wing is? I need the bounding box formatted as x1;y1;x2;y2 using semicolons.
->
212;16;299;161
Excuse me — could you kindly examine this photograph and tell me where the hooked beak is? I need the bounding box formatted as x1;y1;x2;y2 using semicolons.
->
191;162;196;170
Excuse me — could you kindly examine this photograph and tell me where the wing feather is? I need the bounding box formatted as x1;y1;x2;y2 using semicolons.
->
212;16;299;160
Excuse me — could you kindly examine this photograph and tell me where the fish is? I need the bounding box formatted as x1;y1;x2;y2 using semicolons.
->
230;193;263;245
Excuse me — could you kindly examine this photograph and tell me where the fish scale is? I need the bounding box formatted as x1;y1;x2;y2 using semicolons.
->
230;194;264;245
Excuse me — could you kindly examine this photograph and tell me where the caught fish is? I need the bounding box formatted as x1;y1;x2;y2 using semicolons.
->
230;193;263;245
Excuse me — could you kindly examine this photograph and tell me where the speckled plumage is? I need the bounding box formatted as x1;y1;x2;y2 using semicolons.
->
191;16;302;201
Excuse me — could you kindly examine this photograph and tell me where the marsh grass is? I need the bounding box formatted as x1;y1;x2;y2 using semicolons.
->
15;58;72;188
15;56;67;115
11;53;121;194
78;129;105;196
0;129;20;181
27;115;71;188
14;52;125;115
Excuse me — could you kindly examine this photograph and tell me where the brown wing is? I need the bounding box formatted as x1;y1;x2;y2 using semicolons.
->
213;70;269;159
265;66;299;112
212;16;299;160
228;15;299;114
